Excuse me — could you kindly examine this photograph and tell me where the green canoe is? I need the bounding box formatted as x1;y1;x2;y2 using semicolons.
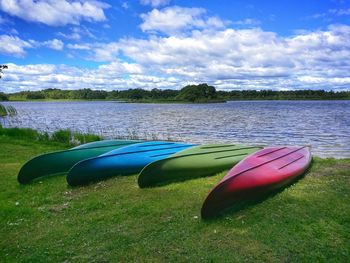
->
18;140;141;184
138;144;262;188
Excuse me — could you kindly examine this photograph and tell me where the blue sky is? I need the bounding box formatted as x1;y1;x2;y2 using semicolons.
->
0;0;349;92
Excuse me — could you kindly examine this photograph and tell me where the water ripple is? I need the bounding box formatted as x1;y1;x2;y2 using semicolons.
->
2;100;350;158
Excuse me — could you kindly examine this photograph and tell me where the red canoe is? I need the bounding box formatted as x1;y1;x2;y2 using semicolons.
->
201;146;312;218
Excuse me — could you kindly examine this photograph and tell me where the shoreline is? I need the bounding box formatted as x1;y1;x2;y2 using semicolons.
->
2;98;350;103
0;126;349;159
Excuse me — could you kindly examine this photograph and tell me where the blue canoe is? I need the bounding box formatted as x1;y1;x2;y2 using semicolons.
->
66;141;195;186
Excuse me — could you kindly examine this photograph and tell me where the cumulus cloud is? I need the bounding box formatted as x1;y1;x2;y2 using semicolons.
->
0;34;32;57
329;8;350;16
140;6;227;35
57;26;97;41
81;24;350;90
57;31;81;40
0;34;65;56
140;0;170;7
1;62;175;93
233;18;261;26
311;8;350;20
90;42;120;61
2;17;350;91
41;39;64;50
98;61;144;75
0;0;110;26
67;43;91;50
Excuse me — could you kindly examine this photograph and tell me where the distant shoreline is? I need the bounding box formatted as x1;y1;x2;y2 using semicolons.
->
2;98;350;103
1;84;349;103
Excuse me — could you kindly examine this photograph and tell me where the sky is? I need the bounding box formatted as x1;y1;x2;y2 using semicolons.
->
0;0;350;93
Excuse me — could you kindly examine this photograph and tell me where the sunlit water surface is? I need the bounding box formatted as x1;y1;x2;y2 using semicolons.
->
3;100;350;158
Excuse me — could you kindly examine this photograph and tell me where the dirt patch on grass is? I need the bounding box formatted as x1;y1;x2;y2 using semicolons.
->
48;203;69;213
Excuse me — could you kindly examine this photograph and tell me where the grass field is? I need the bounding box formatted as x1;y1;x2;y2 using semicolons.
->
0;133;349;262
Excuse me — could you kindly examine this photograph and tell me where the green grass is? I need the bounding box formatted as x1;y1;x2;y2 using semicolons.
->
0;135;349;262
0;126;101;146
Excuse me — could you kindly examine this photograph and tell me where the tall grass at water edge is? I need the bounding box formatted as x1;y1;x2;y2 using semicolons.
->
0;126;169;147
0;103;17;127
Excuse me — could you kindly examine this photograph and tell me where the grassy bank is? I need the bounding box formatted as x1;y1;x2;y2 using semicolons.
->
0;133;349;262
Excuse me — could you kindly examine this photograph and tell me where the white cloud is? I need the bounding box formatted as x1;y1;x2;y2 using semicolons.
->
91;42;120;61
121;2;129;10
57;26;97;41
81;24;350;91
57;31;81;40
310;8;350;20
98;61;144;75
140;0;170;7
0;34;32;57
140;6;227;35
0;34;65;56
67;43;90;50
233;18;261;26
42;39;64;50
0;0;110;26
0;62;170;93
2;13;350;92
329;8;350;16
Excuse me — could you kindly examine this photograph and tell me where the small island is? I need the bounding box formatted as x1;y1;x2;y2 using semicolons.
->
1;83;349;103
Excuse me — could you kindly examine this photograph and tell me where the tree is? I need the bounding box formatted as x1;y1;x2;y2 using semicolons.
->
0;92;8;101
176;83;217;102
0;65;8;79
26;92;45;100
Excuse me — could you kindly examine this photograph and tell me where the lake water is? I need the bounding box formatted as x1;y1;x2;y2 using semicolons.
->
2;100;350;158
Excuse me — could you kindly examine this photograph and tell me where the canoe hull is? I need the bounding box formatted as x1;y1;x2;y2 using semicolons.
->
67;141;194;186
201;146;312;218
138;144;262;188
17;140;140;184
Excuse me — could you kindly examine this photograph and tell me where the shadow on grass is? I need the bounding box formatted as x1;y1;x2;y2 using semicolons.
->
18;172;68;186
142;171;224;189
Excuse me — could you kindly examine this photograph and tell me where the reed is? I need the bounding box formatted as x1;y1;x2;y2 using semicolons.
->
0;127;102;146
0;125;179;146
0;104;6;117
0;103;17;126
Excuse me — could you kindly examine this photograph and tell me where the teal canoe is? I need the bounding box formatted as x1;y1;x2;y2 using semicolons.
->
18;140;141;184
138;144;262;188
67;141;195;186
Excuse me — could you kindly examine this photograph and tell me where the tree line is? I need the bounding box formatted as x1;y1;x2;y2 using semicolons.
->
1;84;349;102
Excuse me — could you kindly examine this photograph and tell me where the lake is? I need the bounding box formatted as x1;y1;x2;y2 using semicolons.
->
2;100;350;158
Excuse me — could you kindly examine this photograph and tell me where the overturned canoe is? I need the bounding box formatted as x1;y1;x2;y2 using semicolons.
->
201;146;312;218
18;140;140;184
138;144;262;188
67;141;195;186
